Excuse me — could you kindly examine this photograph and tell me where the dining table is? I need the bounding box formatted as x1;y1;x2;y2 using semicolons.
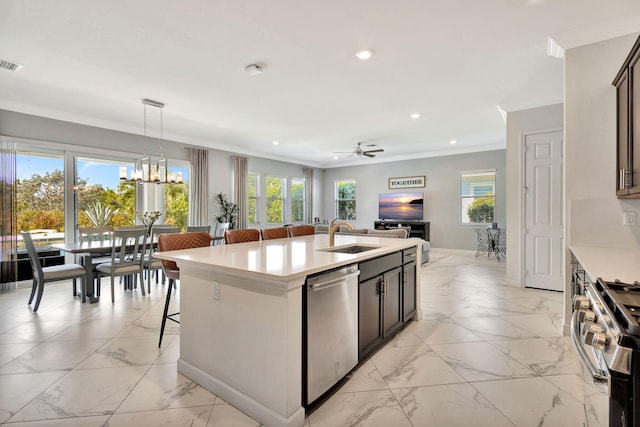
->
52;232;222;303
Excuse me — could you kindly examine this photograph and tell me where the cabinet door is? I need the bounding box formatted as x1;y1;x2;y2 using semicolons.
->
617;70;630;196
402;261;417;322
630;51;640;195
382;267;403;338
358;276;382;358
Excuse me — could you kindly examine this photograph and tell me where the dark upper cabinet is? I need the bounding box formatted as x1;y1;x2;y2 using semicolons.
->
614;36;640;198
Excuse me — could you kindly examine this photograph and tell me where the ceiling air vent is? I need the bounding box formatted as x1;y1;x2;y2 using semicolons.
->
0;59;23;72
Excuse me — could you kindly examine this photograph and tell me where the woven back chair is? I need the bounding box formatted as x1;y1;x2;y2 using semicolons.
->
157;231;212;347
260;227;289;240
287;225;315;237
224;228;260;244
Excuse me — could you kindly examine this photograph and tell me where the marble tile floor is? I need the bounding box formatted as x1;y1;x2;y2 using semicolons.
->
0;249;607;426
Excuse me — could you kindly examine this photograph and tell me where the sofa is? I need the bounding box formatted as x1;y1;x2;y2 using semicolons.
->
314;224;430;264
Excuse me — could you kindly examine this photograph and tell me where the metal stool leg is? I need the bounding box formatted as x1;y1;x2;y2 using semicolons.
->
159;279;179;348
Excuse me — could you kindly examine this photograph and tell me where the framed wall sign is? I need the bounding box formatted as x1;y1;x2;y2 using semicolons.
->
388;176;426;189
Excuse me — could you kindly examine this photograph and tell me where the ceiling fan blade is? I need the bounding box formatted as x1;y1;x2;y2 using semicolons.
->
363;149;384;154
363;152;376;158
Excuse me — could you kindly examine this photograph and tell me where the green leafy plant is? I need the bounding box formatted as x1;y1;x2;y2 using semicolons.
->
136;211;162;236
85;202;119;227
467;196;494;223
213;192;238;230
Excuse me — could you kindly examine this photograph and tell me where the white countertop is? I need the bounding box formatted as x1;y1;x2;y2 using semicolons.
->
570;245;640;283
155;234;420;284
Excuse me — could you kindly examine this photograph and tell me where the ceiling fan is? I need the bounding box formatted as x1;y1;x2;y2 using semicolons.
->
335;142;384;158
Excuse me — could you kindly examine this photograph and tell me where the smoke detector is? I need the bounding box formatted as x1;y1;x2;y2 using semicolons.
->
244;64;263;76
0;58;23;72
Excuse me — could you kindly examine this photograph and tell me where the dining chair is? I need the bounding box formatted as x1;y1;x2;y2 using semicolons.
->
287;225;316;237
157;231;212;347
143;225;180;292
186;225;211;233
79;226;113;293
224;228;260;244
212;222;229;246
21;232;87;312
96;228;147;303
260;227;289;240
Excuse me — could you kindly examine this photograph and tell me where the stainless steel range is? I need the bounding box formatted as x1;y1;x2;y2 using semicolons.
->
572;267;640;427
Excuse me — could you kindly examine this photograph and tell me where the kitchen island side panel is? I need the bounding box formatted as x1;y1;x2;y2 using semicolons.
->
178;265;304;427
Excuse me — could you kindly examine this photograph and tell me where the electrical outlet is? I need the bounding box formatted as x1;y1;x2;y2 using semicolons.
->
623;211;637;226
212;281;220;300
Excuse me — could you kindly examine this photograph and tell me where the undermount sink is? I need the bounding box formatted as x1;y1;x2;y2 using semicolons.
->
319;244;381;254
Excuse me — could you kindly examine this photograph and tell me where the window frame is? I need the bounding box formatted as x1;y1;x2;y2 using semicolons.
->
247;172;260;225
459;169;496;225
290;177;306;223
265;175;286;224
334;179;356;220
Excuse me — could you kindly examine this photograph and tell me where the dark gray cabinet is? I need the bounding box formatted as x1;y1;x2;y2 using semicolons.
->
402;247;417;322
358;249;415;360
614;35;640;197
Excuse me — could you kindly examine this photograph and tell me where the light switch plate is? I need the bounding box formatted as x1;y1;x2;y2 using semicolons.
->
623;211;636;226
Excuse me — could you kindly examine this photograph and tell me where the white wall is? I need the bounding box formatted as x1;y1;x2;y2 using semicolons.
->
322;150;506;250
565;33;640;251
0;109;323;228
505;104;563;287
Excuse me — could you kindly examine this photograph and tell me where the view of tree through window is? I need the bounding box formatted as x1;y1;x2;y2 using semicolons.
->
16;154;64;239
335;179;356;220
460;170;496;223
266;176;285;223
16;152;190;244
291;178;305;222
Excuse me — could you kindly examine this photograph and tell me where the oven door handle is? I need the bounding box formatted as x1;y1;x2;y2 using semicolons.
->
571;310;609;383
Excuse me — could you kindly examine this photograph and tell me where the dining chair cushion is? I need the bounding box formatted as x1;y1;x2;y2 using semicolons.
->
42;264;87;280
96;263;143;275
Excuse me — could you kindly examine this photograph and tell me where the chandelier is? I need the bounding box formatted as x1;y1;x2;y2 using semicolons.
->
119;99;184;184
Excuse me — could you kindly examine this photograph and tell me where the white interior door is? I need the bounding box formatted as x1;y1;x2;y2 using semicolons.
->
524;131;563;291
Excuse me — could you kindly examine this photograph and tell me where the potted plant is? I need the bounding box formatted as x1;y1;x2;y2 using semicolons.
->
136;211;162;237
213;192;238;230
85;202;119;227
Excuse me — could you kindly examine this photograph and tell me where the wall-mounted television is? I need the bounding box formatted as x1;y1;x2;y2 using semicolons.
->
378;192;424;221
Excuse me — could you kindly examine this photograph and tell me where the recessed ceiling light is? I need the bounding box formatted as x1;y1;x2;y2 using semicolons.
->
410;113;421;119
449;140;457;145
333;156;339;160
355;50;373;60
272;141;279;146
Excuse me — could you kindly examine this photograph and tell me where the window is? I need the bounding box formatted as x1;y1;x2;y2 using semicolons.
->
162;165;189;230
291;178;305;222
76;157;136;228
248;173;259;224
16;151;65;248
335;179;356;220
266;176;285;223
460;170;495;224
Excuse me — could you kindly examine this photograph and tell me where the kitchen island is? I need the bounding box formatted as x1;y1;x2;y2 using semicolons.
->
155;233;422;427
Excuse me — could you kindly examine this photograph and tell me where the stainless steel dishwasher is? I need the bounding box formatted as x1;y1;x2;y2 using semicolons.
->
305;264;359;405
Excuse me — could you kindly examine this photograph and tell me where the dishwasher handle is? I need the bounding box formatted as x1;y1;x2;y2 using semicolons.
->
310;271;360;291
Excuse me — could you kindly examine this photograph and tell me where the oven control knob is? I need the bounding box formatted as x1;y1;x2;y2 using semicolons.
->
592;332;607;350
593;301;604;312
610;329;620;341
573;295;590;311
584;324;602;346
582;310;596;325
600;315;611;326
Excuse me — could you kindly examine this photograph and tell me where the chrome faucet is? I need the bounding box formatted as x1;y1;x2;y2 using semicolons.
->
329;217;355;246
